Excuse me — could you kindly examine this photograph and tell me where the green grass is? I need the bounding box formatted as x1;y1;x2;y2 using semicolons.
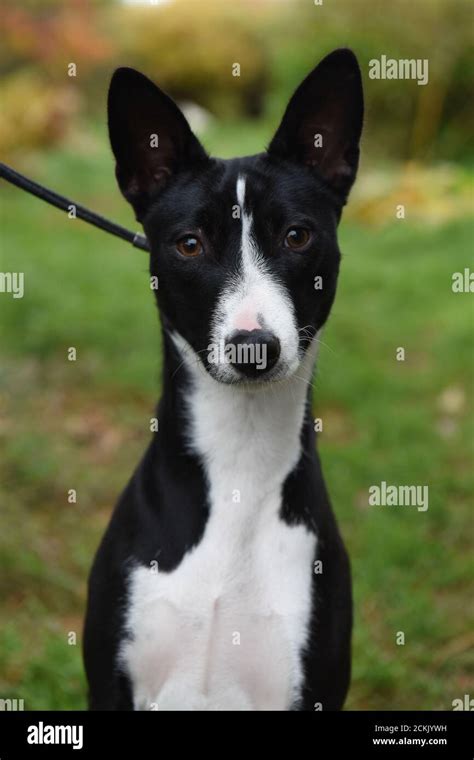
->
0;129;473;710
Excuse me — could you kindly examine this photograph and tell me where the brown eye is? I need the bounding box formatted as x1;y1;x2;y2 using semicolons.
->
285;227;311;250
176;235;203;257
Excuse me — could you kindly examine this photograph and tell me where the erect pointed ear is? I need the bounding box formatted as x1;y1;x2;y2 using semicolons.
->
108;67;209;221
268;49;364;202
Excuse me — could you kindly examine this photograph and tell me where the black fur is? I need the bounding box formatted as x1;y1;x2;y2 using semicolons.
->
83;48;363;710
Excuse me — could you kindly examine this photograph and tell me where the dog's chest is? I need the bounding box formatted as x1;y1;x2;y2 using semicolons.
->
120;369;317;710
122;509;316;710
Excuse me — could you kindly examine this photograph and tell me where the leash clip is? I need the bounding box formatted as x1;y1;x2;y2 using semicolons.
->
132;232;150;251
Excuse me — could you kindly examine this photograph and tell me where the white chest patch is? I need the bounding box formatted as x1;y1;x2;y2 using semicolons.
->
120;341;318;711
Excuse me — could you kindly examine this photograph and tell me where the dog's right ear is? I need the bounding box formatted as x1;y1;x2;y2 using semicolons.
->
108;68;208;221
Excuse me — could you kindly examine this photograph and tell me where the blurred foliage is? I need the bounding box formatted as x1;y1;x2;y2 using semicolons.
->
1;1;114;75
111;2;269;118
0;70;79;154
264;0;474;163
347;162;474;226
0;0;472;162
0;142;472;709
1;0;472;717
0;0;115;151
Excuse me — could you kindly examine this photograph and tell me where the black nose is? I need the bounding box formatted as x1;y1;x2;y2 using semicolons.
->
225;329;281;377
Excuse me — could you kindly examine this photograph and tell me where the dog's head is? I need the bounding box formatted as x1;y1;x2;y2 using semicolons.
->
108;49;363;385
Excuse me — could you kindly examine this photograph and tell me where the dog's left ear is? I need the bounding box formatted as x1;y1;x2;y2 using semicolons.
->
268;48;363;202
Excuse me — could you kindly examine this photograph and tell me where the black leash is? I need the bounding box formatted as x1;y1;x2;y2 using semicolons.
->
0;161;149;252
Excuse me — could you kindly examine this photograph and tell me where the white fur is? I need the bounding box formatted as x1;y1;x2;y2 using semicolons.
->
120;335;319;711
209;176;300;383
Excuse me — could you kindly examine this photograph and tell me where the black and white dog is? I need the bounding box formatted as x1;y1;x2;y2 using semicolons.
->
83;48;364;711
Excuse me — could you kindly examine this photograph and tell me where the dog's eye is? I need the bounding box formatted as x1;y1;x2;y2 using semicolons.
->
284;227;311;250
176;235;203;257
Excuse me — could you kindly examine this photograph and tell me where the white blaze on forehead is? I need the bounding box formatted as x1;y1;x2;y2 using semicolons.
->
210;175;299;376
233;175;262;331
236;175;264;277
236;175;246;211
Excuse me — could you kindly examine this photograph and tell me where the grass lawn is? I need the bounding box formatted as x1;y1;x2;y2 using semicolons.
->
0;125;473;710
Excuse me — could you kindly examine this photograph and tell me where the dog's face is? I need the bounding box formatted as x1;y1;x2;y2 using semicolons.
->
108;49;363;385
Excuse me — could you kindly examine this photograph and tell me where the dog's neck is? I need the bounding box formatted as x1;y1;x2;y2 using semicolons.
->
157;329;318;505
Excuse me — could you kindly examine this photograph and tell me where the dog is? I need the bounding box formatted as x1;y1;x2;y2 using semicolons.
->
83;48;364;711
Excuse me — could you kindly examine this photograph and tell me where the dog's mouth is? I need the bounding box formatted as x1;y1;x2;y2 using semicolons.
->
170;331;318;390
208;365;291;386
